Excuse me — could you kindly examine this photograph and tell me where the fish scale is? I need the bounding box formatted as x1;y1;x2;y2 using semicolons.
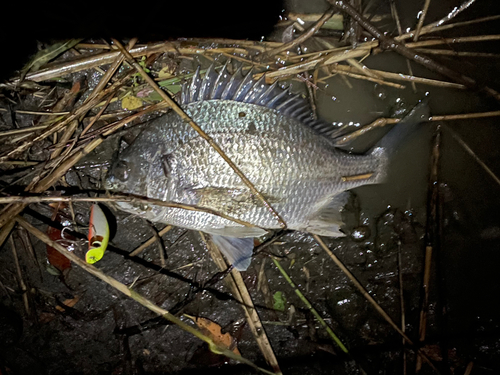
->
105;63;426;270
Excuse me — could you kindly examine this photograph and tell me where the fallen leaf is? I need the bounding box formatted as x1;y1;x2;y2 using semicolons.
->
185;315;240;355
121;95;143;110
46;226;71;272
55;295;80;312
273;291;286;312
38;312;56;324
158;66;173;79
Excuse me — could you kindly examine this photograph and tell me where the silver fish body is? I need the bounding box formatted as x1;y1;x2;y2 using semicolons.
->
105;64;425;269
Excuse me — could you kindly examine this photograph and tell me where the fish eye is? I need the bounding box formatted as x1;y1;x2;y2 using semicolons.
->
113;161;129;182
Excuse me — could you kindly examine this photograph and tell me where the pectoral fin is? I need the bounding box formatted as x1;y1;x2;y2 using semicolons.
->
211;235;254;271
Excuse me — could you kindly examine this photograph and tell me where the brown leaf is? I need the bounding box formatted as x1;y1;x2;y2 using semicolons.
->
55;295;80;312
46;225;71;272
38;312;56;324
188;316;240;355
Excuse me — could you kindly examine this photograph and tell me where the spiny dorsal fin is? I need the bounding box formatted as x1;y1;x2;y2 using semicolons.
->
180;62;334;136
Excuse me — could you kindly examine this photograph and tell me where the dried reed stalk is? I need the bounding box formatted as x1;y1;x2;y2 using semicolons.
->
313;234;439;372
129;226;173;257
0;195;257;229
15;216;275;375
266;7;336;58
203;233;282;374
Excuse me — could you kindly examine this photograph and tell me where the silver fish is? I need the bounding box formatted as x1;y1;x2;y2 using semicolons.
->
105;62;427;270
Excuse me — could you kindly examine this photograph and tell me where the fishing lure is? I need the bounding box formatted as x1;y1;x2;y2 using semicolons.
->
86;204;109;264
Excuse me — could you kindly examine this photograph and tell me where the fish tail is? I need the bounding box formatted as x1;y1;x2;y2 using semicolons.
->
374;99;430;158
365;101;429;185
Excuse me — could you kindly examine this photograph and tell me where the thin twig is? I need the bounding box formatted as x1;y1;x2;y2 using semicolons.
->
414;49;500;58
81;94;114;136
430;110;500;121
334;117;399;145
314;234;408;339
203;233;282;374
0;219;16;249
445;126;500;187
266;7;336;58
323;44;375;65
320;64;465;89
390;0;417;92
348;0;363;48
111;38;286;229
464;362;474;375
0;195;257;228
405;35;500;48
334;110;500;146
0;125;52;138
9;235;30;315
0;161;39;166
155;230;166;267
417;127;441;372
303;72;318;119
15;216;275;375
328;0;500;102
260;57;326;82
396;0;479;41
414;0;432;42
329;66;406;88
273;257;349;353
0;73;129;161
347;58;382;79
390;0;403;35
419;14;500;36
313;234;440;373
0;109;70;116
129;226;173;257
18;40;282;83
50;119;78;159
17;226;39;268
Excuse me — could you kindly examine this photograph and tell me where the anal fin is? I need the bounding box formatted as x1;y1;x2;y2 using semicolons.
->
305;192;351;237
211;235;254;271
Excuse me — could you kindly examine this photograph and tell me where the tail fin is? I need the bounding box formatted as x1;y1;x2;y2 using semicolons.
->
365;100;430;185
374;99;430;158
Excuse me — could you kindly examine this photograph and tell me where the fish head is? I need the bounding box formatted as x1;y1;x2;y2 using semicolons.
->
104;147;151;196
104;137;175;219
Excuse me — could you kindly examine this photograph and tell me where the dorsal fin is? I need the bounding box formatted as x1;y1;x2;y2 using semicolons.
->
180;62;333;135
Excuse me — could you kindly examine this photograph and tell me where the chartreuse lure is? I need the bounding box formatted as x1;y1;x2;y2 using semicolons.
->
86;204;109;264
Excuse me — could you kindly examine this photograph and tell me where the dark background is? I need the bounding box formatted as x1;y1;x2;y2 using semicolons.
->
0;0;284;81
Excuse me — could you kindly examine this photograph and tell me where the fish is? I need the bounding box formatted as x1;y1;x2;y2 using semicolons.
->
105;62;428;271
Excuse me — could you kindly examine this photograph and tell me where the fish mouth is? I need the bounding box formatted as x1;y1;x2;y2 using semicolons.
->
104;175;126;192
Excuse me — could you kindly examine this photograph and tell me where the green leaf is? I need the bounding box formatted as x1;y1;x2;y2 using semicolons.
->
21;39;83;80
273;291;286;312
